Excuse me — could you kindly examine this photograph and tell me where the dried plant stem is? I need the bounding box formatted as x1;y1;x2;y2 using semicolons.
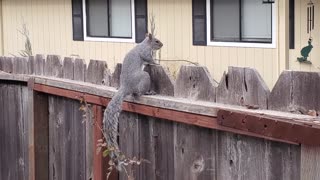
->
155;59;199;66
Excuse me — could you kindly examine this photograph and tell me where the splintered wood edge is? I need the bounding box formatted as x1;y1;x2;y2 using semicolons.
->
0;72;319;127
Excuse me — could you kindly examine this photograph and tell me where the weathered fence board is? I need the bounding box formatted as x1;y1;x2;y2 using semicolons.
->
44;55;63;78
86;60;107;85
0;56;13;73
174;123;216;180
269;71;320;180
175;65;217;101
0;84;29;180
13;57;29;74
110;63;122;88
217;67;270;109
33;92;49;180
174;65;216;180
301;145;320;179
28;55;45;75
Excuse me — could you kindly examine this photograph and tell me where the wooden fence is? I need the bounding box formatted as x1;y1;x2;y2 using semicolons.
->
0;55;319;180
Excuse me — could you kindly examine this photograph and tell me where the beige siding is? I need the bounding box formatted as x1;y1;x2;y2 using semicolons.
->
1;0;289;87
289;0;320;72
0;0;3;55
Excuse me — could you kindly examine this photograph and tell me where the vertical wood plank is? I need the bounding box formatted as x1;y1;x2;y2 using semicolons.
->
174;66;217;180
175;65;217;101
301;146;320;179
28;54;45;75
44;55;63;77
9;85;18;180
71;57;87;180
0;84;3;180
85;59;108;180
46;54;66;180
63;57;74;80
74;58;86;81
48;95;65;180
28;79;35;180
12;57;29;74
18;86;29;180
2;85;11;179
86;59;107;85
110;63;122;88
216;67;270;109
1;56;13;73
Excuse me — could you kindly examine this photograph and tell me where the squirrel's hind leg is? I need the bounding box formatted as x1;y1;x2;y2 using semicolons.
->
132;71;151;97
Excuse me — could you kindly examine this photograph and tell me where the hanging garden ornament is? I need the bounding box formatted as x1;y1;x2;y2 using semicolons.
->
262;0;275;4
307;0;314;34
297;38;313;64
297;0;314;64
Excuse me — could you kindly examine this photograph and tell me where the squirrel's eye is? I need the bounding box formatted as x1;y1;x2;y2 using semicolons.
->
155;40;159;43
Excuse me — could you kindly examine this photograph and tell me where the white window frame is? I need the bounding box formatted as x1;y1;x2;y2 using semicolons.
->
82;0;136;43
206;0;277;48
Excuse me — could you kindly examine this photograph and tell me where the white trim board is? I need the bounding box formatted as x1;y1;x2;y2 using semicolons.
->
206;0;277;49
82;0;136;43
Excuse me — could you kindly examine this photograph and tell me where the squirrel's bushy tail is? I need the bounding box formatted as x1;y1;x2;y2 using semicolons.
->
103;88;127;162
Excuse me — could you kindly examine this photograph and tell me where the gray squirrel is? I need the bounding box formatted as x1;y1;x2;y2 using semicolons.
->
103;33;163;169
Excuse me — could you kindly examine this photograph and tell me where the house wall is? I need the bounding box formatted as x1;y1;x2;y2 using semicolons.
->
0;0;3;55
289;0;320;72
1;0;289;87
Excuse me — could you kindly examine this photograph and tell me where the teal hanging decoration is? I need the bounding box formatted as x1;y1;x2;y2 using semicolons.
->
297;38;313;64
297;0;314;64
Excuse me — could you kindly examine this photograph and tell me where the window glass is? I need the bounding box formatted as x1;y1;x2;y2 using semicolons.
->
86;0;132;38
87;0;109;37
212;0;240;41
211;0;272;43
241;0;272;42
110;0;132;37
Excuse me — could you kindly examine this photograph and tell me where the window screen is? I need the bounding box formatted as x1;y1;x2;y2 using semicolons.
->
211;0;272;43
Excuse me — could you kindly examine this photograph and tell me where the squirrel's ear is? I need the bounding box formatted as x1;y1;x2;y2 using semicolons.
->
148;33;152;40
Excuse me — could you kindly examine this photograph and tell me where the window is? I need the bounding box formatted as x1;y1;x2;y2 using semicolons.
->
72;0;147;43
83;0;135;42
205;0;276;48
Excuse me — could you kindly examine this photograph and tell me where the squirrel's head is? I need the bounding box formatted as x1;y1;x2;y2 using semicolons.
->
145;33;163;50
